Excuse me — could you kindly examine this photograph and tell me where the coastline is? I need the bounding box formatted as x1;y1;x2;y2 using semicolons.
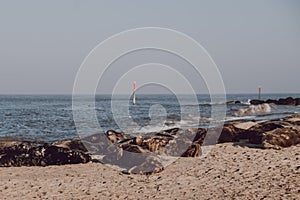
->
0;143;299;199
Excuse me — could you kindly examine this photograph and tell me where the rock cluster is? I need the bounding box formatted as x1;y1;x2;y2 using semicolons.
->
97;128;207;174
250;97;300;106
0;114;299;174
0;139;91;167
217;114;300;149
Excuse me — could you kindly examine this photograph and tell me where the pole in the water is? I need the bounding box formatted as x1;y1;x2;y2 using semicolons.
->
132;81;136;105
258;86;262;100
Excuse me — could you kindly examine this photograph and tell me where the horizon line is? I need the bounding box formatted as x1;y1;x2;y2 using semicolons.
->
0;92;300;96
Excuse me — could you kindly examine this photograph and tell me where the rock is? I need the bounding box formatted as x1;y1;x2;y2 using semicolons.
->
181;143;201;157
233;121;257;130
121;144;146;154
226;101;241;105
266;99;279;104
180;128;206;157
252;97;299;106
43;145;90;165
248;122;284;144
163;128;180;135
0;141;91;167
141;136;171;152
81;132;115;154
277;97;296;105
217;124;242;143
295;98;300;106
102;146;163;175
105;130;126;144
262;127;300;149
250;99;265;105
133;135;143;146
52;138;87;152
285;117;300;126
128;155;164;175
190;128;207;145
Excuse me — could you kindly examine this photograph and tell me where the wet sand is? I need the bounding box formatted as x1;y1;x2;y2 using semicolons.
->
1;143;299;200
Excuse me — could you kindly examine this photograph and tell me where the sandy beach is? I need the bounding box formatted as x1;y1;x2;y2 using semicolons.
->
1;143;299;200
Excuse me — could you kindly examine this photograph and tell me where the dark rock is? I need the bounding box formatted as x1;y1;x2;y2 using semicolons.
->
277;97;296;105
250;99;265;105
266;99;279;104
295;98;300;106
0;141;91;167
191;128;207;145
227;101;241;105
52;138;87;152
43;145;90;165
252;97;300;106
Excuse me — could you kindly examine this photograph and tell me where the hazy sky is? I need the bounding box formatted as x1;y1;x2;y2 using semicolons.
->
0;0;299;94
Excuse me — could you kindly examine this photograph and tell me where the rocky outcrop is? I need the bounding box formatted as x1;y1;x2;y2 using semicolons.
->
1;114;299;174
251;97;300;106
216;114;300;149
92;128;207;174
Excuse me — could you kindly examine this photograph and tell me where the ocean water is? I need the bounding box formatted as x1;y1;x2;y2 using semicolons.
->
0;94;299;142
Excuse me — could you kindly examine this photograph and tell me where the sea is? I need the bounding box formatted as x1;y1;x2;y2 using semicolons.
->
0;94;299;142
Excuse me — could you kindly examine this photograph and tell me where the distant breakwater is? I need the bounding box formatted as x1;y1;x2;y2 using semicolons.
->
250;97;300;106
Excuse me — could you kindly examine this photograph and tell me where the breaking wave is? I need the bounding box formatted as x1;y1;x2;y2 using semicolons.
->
233;103;272;117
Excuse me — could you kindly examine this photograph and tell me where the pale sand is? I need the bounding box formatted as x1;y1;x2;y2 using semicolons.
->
1;143;299;200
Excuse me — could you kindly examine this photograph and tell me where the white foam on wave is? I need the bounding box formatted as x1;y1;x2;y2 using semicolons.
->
225;116;254;121
233;103;272;117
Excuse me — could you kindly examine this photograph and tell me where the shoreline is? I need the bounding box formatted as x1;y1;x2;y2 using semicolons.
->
0;100;300;199
1;114;299;171
1;143;299;199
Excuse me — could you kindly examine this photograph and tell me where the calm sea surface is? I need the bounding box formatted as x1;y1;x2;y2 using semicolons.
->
0;94;299;142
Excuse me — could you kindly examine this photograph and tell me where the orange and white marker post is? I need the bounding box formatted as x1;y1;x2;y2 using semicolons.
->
132;81;136;105
258;86;262;100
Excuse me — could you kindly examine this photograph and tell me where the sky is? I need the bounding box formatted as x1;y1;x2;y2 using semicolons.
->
0;0;299;94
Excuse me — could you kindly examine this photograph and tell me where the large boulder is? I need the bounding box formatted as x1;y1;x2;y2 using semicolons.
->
262;127;300;149
217;124;242;143
247;122;284;144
